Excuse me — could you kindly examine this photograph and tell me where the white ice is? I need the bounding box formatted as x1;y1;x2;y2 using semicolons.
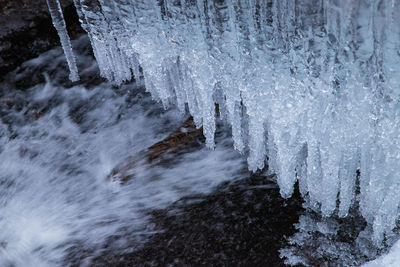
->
47;0;400;248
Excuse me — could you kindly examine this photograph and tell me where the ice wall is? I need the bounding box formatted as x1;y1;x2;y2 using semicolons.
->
52;0;400;246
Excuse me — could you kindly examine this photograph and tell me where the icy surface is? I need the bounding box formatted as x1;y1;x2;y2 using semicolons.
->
280;210;379;266
46;0;80;82
63;0;400;246
364;239;400;267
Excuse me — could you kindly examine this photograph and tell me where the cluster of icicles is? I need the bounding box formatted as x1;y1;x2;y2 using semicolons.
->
47;0;400;246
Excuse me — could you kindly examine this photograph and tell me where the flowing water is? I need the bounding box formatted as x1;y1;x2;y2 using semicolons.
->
0;35;259;266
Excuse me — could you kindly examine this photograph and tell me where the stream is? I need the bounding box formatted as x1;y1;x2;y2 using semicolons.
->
0;35;306;266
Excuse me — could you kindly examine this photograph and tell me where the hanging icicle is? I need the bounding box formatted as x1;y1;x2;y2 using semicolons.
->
57;0;400;246
46;0;79;82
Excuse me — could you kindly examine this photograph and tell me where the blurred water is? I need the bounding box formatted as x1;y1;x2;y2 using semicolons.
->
0;36;246;266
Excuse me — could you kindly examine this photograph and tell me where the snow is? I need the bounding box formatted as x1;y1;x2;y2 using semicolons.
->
48;0;400;248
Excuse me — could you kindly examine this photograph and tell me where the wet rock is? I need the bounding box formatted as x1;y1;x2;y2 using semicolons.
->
0;0;84;78
147;117;203;163
108;117;204;183
89;174;304;266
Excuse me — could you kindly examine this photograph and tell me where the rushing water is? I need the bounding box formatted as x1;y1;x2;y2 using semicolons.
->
0;35;252;266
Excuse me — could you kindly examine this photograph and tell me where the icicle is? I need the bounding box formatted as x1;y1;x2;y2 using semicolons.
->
66;0;400;246
46;0;79;82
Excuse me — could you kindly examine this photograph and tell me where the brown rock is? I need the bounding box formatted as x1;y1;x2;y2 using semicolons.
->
107;117;204;183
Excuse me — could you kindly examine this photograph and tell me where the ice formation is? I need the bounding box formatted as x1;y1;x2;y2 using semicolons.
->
46;0;79;82
49;0;400;246
364;239;400;266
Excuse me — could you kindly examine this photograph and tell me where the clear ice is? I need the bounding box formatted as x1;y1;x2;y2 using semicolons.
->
46;0;80;82
47;0;400;246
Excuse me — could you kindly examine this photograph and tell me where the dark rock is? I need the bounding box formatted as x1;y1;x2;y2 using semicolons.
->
88;174;304;267
0;0;84;78
108;117;204;183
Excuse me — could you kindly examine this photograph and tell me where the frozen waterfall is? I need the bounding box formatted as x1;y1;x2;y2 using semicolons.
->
49;0;400;246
